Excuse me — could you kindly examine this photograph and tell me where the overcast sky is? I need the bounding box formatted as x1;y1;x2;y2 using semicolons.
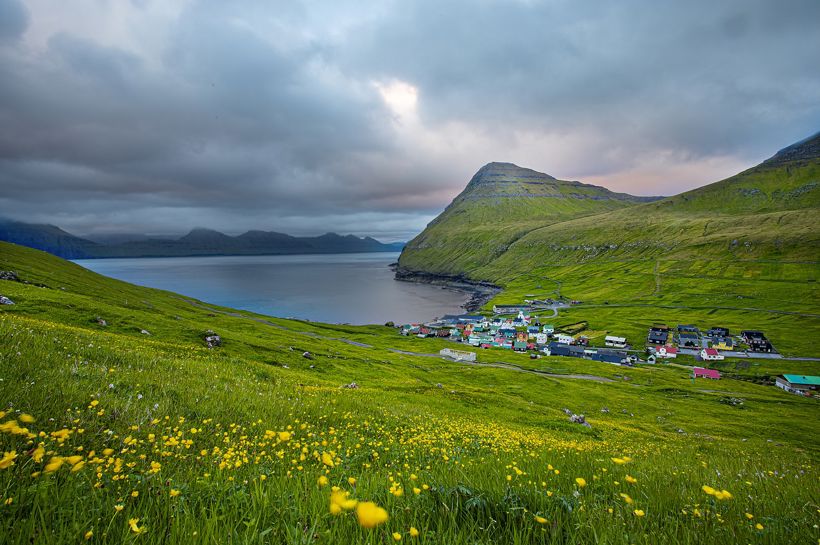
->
1;0;818;241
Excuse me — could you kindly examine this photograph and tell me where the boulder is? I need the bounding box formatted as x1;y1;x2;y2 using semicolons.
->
140;329;151;335
0;271;20;282
342;382;359;389
302;351;313;359
0;295;14;305
96;317;107;327
204;331;222;348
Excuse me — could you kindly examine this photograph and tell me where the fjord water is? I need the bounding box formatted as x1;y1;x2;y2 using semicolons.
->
73;252;469;325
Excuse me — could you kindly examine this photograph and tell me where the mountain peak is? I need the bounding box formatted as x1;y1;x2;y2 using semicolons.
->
468;162;557;187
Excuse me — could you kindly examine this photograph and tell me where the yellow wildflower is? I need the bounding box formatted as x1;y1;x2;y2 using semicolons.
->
128;518;144;534
356;501;389;528
409;527;419;537
0;451;17;469
84;530;93;540
755;523;764;530
114;504;124;512
31;446;45;463
318;475;329;487
634;509;645;517
19;414;35;424
44;456;64;473
392;532;402;541
170;489;180;497
534;515;548;524
278;431;291;442
625;475;637;484
575;477;587;488
321;452;335;467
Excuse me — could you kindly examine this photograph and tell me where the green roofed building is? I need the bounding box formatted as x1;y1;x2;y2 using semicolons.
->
775;375;820;395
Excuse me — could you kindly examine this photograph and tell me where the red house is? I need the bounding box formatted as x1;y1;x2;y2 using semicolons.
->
693;367;721;379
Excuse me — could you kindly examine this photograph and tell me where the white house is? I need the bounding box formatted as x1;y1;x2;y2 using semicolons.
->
656;345;678;359
535;333;549;345
700;348;725;361
554;334;574;345
439;348;477;362
604;335;627;348
542;324;555;334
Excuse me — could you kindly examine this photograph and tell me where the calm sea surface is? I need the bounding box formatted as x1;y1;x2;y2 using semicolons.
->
73;253;469;325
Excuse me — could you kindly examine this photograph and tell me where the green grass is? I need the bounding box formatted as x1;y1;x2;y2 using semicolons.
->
0;241;819;544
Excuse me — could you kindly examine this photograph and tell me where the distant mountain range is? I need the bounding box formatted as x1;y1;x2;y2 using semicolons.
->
0;221;404;259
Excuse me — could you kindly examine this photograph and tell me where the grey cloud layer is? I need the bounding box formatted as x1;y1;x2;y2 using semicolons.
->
1;0;818;239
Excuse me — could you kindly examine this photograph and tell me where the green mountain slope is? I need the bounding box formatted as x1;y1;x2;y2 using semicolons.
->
397;162;659;277
399;134;820;283
479;133;820;279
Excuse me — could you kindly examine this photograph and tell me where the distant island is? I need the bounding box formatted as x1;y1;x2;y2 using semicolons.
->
0;219;404;259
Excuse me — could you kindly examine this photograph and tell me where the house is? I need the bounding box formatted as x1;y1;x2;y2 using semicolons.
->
646;355;656;364
440;314;485;325
554;334;574;345
416;327;433;338
678;332;700;347
775;375;820;395
527;325;540;335
516;332;528;342
700;348;724;361
499;328;516;339
712;337;734;350
400;324;420;336
513;341;528;352
591;349;627;364
439;348;477;362
693;367;721;379
605;335;627;348
542;324;555;334
677;324;699;334
567;345;586;358
492;304;532;315
647;324;670;345
436;329;450;338
656;345;678;358
706;327;730;337
741;330;766;342
547;342;571;356
535;333;549;345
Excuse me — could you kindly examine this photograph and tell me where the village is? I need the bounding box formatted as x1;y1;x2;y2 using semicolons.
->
398;302;820;398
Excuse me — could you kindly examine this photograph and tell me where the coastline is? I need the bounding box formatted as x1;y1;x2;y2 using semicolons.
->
392;265;501;312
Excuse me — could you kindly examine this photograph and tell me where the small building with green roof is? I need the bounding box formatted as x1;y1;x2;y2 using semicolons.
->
775;375;820;395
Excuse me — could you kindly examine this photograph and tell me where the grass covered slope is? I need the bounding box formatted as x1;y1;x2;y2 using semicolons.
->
0;242;819;544
397;162;656;276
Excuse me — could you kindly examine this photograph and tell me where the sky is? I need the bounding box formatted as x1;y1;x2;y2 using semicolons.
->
0;0;818;242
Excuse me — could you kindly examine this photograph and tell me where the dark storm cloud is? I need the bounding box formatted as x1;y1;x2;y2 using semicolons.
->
0;0;818;239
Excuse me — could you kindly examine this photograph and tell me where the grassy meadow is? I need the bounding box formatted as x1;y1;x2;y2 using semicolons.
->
0;241;819;544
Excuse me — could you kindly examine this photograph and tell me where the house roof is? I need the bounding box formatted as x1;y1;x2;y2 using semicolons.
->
782;375;820;386
703;348;719;355
694;367;721;378
663;345;678;353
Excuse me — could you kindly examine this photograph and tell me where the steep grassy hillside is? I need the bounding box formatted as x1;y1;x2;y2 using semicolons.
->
397;162;657;276
0;242;818;544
